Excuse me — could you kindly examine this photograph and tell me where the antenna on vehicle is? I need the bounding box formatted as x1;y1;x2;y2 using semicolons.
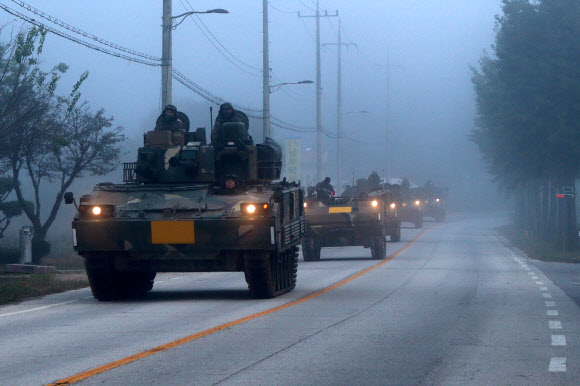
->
210;106;213;129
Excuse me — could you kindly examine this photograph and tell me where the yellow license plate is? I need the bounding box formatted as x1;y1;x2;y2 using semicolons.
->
402;203;407;207
329;207;352;213
151;221;195;244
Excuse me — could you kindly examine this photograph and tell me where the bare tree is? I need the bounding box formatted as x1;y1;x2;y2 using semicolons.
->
7;103;124;262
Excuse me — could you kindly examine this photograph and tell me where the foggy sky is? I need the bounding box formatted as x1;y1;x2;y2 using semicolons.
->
0;0;503;244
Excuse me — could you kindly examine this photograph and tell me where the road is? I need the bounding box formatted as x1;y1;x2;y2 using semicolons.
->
1;214;579;385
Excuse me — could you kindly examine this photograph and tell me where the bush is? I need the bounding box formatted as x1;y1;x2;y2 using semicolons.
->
0;247;20;265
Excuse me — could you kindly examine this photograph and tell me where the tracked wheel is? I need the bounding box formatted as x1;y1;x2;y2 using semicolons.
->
245;246;298;298
370;237;387;260
390;226;401;242
302;238;321;261
84;253;155;301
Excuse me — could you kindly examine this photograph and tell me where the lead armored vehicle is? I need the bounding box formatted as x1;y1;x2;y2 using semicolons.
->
302;180;394;261
66;115;305;300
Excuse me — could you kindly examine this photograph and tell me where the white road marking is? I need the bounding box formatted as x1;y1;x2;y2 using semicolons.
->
536;281;544;285
545;301;556;307
551;335;566;346
549;357;567;372
543;293;553;299
531;276;538;280
0;300;78;318
540;286;548;291
547;310;559;316
525;267;531;271
549;321;562;329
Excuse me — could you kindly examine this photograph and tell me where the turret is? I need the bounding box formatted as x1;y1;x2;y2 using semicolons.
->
124;122;282;186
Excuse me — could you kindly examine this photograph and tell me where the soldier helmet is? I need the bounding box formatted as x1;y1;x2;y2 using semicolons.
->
323;177;331;184
163;105;178;120
219;102;235;118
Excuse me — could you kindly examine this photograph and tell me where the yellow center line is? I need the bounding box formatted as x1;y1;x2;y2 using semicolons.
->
50;229;430;385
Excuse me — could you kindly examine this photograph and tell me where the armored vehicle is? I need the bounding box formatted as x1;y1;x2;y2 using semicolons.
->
420;182;447;222
400;188;423;229
65;115;305;300
302;181;394;261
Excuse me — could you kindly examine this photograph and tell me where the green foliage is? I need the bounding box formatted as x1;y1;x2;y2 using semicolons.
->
0;26;125;261
471;0;580;187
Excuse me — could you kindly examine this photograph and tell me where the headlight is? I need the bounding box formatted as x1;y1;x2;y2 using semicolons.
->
436;198;440;202
390;203;396;209
304;202;308;208
371;200;378;208
79;205;115;219
415;200;420;206
241;203;270;216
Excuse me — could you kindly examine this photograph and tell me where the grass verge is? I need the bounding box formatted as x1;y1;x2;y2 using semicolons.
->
498;224;580;264
0;272;88;306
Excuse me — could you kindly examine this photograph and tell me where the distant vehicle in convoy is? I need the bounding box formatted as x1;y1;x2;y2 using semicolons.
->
420;181;447;222
302;176;397;261
65;109;305;300
398;188;423;229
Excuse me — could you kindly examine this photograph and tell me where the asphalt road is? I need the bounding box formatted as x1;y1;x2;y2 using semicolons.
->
1;214;579;385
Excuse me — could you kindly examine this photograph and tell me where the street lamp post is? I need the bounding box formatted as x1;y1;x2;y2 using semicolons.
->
264;80;313;140
161;1;228;108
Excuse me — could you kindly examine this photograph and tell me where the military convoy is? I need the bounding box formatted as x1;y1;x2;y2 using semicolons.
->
302;177;400;261
66;113;305;300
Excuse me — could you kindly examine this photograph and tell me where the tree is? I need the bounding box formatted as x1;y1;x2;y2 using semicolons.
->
471;0;580;249
5;103;124;262
0;26;125;262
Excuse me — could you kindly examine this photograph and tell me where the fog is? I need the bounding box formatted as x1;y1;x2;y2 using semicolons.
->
0;0;505;250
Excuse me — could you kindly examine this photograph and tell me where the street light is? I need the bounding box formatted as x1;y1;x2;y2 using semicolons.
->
269;80;313;93
264;80;313;139
161;1;229;108
171;9;229;29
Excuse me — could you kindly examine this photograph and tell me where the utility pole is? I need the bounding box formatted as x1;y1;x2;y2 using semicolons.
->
299;2;338;182
161;0;172;108
262;0;271;140
385;53;390;182
323;19;356;191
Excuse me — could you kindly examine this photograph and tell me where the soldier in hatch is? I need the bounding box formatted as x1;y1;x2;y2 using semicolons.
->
211;102;250;143
315;177;335;203
368;171;381;189
155;105;184;133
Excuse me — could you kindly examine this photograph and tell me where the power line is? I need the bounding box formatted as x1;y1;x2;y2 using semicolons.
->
182;0;261;71
269;2;296;14
1;2;316;135
340;22;354;44
296;0;316;12
299;16;316;40
177;0;261;78
9;0;161;62
0;3;160;66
